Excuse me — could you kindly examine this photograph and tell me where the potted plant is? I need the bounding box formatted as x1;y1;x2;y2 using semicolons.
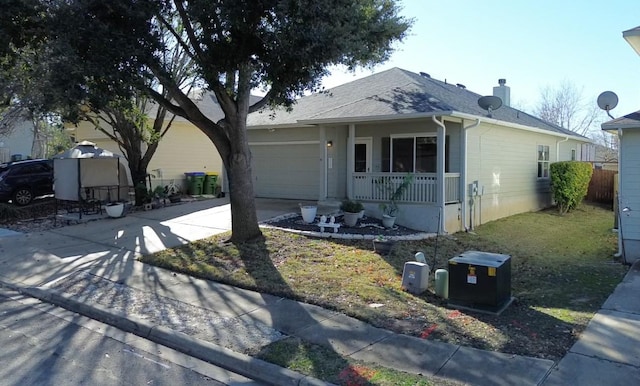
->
151;185;167;207
165;181;182;203
373;235;395;255
377;174;414;228
340;199;363;227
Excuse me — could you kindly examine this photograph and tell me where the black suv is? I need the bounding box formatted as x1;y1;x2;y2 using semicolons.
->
0;159;54;205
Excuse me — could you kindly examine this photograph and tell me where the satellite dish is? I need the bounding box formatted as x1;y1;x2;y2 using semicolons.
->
478;96;503;117
597;91;618;112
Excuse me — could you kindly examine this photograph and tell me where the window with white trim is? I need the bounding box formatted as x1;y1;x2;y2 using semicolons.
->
537;145;550;178
381;135;449;173
571;149;576;161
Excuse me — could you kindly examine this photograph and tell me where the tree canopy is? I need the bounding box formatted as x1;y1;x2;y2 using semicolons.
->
14;0;412;242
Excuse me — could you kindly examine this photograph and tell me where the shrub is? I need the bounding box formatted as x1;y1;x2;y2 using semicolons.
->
550;161;593;214
340;199;363;213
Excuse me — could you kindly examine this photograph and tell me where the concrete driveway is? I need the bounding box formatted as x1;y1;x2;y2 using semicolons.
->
0;197;300;288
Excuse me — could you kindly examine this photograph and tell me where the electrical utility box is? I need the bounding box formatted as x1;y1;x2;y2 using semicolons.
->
401;261;429;295
448;251;512;314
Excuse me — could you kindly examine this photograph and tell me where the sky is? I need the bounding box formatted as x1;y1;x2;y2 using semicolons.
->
321;0;640;124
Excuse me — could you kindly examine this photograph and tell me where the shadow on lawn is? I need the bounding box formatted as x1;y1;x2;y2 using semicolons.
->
236;237;375;385
319;236;604;360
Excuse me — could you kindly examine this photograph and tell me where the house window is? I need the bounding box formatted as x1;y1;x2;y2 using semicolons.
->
538;145;550;178
571;149;576;161
382;135;449;173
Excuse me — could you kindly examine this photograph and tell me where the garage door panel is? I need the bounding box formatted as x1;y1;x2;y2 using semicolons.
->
251;144;320;200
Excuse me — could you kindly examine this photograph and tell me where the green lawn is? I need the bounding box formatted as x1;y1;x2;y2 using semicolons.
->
141;202;627;384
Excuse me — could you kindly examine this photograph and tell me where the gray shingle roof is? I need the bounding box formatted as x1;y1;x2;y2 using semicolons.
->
146;91;261;124
601;110;640;130
247;67;585;138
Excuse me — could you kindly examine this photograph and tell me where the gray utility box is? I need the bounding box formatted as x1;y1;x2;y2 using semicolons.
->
448;251;511;313
401;261;429;294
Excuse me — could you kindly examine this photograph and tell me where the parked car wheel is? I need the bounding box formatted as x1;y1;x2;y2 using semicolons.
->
13;187;33;206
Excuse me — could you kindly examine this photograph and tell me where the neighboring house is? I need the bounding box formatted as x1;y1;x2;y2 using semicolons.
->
246;67;592;233
593;143;618;171
0;114;39;163
600;25;640;263
67;93;229;193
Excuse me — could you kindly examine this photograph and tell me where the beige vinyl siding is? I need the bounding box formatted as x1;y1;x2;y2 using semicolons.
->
70;120;224;192
148;122;223;190
466;122;556;225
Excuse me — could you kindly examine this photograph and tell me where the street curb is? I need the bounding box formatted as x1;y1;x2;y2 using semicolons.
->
5;282;333;386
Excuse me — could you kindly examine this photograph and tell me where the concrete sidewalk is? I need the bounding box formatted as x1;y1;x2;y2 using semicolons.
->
1;198;637;385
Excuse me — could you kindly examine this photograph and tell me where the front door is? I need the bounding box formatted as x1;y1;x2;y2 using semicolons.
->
354;137;372;173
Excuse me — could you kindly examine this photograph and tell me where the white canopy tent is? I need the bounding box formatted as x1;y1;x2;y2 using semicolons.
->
53;141;130;204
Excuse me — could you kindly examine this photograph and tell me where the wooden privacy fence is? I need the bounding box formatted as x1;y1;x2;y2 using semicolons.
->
587;169;617;205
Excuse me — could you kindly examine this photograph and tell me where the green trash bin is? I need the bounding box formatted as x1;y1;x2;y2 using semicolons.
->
203;172;218;195
185;172;205;195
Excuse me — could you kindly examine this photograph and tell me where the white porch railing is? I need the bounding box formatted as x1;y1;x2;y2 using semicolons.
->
352;173;460;204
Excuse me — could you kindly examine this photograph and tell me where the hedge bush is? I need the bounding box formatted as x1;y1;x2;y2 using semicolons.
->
550;161;593;214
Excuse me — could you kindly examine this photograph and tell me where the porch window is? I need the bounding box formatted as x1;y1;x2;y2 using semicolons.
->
381;135;448;172
537;145;550;178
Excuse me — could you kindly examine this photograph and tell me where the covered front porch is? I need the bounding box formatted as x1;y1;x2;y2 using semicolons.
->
323;116;469;233
351;172;461;204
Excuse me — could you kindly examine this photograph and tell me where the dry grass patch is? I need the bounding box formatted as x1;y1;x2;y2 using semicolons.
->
142;202;627;363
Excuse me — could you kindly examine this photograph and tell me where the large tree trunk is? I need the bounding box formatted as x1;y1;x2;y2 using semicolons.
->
225;112;262;243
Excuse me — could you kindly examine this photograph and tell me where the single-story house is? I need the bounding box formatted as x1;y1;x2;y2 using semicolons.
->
246;67;593;233
599;25;640;263
70;68;593;234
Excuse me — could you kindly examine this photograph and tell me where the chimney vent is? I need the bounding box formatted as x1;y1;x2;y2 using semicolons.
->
493;79;510;107
419;72;431;78
456;83;466;89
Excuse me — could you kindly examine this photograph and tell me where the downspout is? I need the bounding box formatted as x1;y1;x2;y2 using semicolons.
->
461;119;481;232
615;128;624;260
556;136;569;162
432;115;446;234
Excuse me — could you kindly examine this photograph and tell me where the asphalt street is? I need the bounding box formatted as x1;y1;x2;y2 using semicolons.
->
0;287;263;386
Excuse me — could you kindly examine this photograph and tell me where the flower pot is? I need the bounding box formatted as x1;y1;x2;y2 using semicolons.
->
343;211;359;227
169;194;181;203
373;239;395;255
300;205;317;223
105;203;125;218
382;214;396;228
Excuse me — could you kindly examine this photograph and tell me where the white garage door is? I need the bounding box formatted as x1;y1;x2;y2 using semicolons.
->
250;143;320;200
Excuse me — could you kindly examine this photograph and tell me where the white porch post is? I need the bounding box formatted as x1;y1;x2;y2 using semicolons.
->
460;122;467;231
434;116;446;233
319;125;327;201
347;124;355;199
